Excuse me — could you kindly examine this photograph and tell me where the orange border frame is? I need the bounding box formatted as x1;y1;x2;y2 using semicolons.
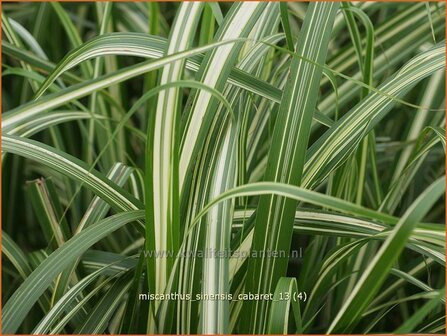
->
0;0;445;335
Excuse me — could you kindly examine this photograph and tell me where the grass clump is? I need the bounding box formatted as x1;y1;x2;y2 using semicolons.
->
2;2;446;334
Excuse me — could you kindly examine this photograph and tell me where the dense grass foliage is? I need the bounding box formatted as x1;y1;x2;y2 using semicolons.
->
2;2;446;334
